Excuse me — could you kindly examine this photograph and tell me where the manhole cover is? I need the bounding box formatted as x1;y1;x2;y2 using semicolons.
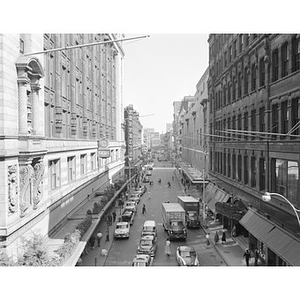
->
223;251;230;253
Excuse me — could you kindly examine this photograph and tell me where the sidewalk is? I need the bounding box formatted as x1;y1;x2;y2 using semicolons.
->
174;168;253;266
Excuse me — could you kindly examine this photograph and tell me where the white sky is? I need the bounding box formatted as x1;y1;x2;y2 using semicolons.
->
123;34;209;133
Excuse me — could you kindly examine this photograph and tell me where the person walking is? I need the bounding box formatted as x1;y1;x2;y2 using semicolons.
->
89;235;96;250
221;231;226;244
96;231;103;247
105;227;110;242
164;238;171;256
254;248;260;266
205;233;210;247
142;203;146;214
243;249;251;266
214;231;219;244
112;210;117;222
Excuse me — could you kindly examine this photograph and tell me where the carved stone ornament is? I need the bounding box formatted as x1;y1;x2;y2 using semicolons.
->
32;162;44;210
19;165;34;218
8;165;18;214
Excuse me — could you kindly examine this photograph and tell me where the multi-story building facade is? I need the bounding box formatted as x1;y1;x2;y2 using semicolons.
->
124;104;143;176
208;34;300;265
181;68;209;174
172;101;182;156
0;34;125;257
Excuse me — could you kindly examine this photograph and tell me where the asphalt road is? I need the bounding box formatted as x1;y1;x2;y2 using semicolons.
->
104;160;226;266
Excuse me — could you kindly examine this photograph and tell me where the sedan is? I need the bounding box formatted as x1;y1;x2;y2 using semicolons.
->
176;246;200;266
129;195;140;204
114;222;130;239
137;235;157;257
131;254;153;266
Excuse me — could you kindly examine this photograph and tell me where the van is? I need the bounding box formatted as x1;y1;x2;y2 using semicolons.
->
141;220;157;240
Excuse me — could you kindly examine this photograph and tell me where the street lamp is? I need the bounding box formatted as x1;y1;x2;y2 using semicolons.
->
262;192;300;227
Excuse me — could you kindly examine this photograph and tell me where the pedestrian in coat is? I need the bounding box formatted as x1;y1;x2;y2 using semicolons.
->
254;248;259;266
243;249;251;266
221;231;226;244
89;236;96;249
205;233;210;247
165;238;171;256
96;231;103;247
108;214;112;226
112;210;117;222
214;231;219;244
105;227;110;242
142;203;146;214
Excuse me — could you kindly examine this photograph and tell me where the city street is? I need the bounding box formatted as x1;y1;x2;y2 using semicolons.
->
81;160;226;266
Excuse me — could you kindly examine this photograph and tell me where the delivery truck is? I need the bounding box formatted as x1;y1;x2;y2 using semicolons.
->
162;203;187;240
177;196;200;228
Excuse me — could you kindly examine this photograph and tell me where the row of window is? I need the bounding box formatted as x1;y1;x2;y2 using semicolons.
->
212;152;299;205
212;98;299;141
212;36;300;111
49;150;120;190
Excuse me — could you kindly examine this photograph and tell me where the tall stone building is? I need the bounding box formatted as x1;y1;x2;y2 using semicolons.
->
0;34;125;256
208;34;300;265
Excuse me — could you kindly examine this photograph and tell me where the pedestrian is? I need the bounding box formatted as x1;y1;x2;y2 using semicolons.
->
205;233;210;247
243;249;251;266
184;187;187;193
112;210;117;222
96;231;103;247
89;235;96;249
108;214;112;226
221;231;226;244
214;231;219;244
165;238;171;256
105;227;110;242
231;225;237;237
142;203;146;214
254;248;259;266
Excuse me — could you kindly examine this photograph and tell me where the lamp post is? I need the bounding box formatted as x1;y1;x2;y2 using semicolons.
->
262;192;300;227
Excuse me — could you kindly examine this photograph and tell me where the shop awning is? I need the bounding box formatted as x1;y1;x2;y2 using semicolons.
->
204;183;217;204
239;209;300;266
206;188;230;214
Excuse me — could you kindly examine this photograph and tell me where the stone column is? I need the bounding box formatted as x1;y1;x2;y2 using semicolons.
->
31;82;41;136
18;79;30;135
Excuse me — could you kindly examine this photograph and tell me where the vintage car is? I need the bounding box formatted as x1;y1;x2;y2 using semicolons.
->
136;235;157;257
114;222;130;239
131;254;153;266
176;246;200;266
121;209;135;225
129;195;140;204
124;201;137;214
135;186;146;195
143;176;150;183
141;220;157;241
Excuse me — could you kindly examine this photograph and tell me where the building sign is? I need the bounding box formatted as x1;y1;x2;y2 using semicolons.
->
98;149;110;158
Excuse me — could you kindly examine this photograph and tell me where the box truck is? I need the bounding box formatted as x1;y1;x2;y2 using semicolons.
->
177;196;200;228
162;203;187;240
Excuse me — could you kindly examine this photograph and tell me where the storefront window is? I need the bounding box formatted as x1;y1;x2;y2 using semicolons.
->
273;159;299;206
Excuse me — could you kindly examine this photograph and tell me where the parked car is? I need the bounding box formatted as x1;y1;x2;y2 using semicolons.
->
176;246;200;266
135;187;146;195
129;195;140;204
141;220;157;241
143;176;150;183
124;201;137;214
131;254;153;266
137;235;157;257
121;210;135;225
131;191;142;198
114;222;130;239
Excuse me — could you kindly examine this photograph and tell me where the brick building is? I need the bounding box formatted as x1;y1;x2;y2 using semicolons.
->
208;34;300;265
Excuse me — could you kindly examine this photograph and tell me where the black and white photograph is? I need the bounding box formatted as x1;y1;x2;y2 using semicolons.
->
0;1;299;300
